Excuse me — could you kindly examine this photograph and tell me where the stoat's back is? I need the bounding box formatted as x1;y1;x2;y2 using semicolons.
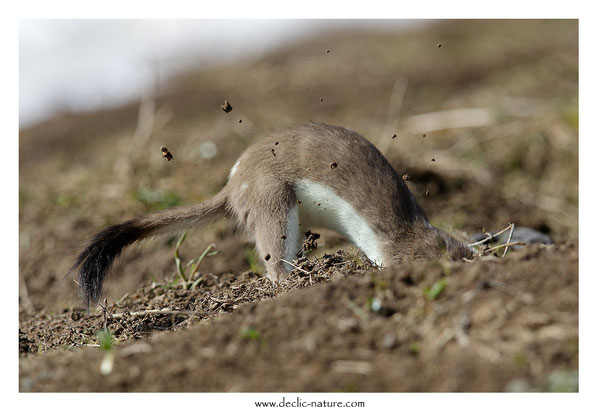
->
231;122;427;234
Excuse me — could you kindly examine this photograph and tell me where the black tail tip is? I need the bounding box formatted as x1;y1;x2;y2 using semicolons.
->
71;221;144;307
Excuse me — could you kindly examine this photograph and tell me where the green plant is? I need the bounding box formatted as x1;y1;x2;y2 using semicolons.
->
409;342;421;355
96;329;116;376
240;326;262;341
171;231;218;290
513;350;528;369
96;329;115;352
240;326;267;349
424;279;446;301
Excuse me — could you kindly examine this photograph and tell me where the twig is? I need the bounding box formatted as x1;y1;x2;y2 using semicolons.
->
106;309;215;319
98;298;109;331
502;223;515;257
468;223;514;247
208;294;232;305
280;258;312;275
485;241;525;253
115;293;129;305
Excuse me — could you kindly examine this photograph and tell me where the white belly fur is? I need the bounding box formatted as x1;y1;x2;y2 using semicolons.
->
294;179;383;266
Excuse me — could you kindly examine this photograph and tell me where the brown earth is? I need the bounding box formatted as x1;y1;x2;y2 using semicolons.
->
19;20;578;392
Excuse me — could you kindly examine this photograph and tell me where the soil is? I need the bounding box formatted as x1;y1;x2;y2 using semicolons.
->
19;20;578;392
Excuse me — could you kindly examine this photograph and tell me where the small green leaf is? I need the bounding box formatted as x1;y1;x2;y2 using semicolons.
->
424;279;446;300
97;330;115;352
174;231;189;285
240;326;261;341
409;342;421;355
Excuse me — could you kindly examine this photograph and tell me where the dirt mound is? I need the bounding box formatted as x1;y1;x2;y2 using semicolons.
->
19;250;371;355
20;244;577;392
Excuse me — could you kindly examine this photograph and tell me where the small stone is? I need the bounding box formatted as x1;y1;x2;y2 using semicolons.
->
382;332;397;349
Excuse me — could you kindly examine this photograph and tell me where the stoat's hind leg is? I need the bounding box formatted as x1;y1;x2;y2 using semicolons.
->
252;185;301;284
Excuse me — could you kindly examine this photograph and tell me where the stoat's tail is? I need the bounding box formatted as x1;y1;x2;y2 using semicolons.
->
70;190;229;306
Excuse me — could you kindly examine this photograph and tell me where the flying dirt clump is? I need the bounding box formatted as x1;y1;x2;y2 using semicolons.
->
221;100;233;113
160;146;173;161
302;230;321;253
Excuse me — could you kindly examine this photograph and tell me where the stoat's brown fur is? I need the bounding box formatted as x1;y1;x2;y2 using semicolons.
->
72;122;472;305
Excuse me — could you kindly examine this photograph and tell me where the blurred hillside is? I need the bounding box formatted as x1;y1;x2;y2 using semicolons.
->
19;19;578;311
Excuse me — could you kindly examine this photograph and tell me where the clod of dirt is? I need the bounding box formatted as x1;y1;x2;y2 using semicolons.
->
160;146;173;161
221;100;233;113
303;230;321;252
330;162;338;169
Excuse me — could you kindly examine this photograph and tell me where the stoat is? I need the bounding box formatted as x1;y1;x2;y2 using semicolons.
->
72;122;472;305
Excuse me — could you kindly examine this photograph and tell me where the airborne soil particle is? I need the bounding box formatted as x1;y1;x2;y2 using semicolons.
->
221;100;233;113
302;231;321;253
160;146;173;161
